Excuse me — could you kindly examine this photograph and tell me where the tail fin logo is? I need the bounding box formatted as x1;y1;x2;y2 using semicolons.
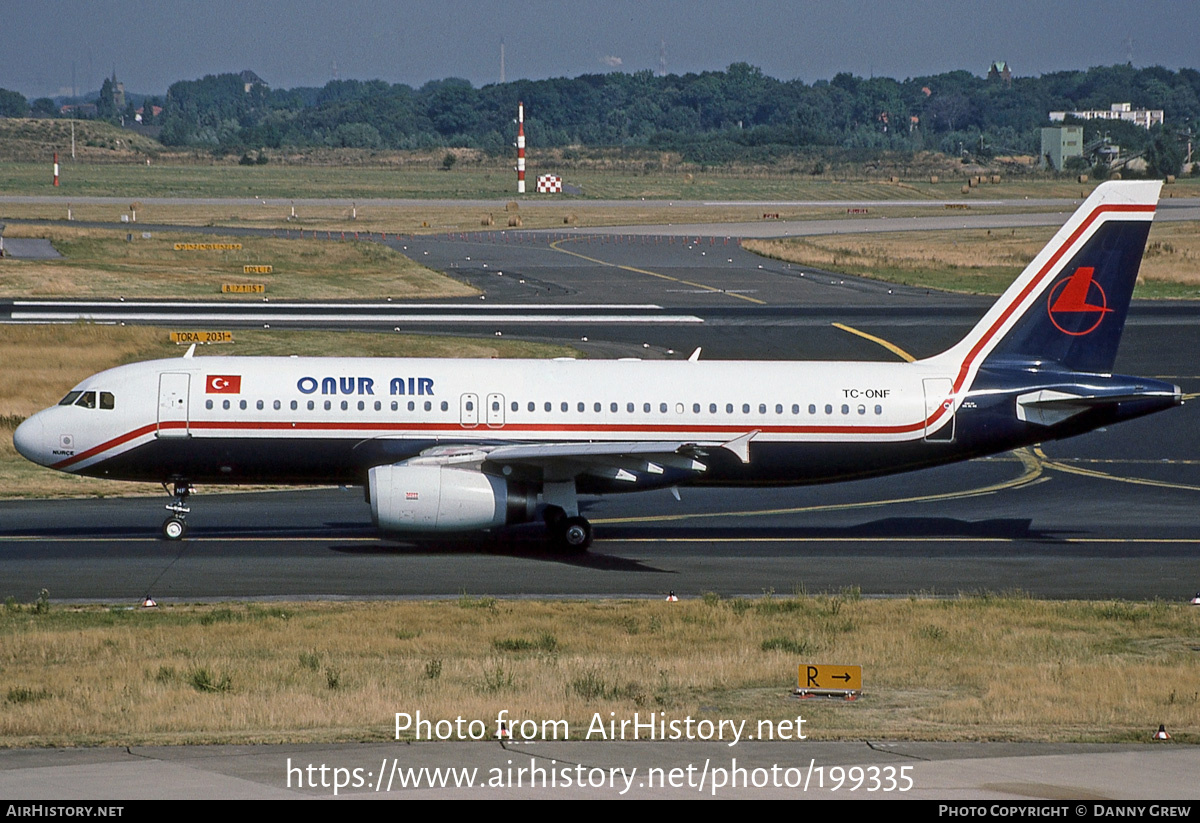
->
1047;267;1110;336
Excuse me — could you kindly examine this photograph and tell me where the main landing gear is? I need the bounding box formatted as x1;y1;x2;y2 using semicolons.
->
541;480;593;553
543;505;593;553
161;481;192;541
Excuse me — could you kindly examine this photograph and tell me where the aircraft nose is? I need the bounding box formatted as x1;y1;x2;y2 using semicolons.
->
13;414;47;465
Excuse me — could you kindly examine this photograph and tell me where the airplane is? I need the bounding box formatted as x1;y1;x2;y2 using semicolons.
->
12;180;1180;552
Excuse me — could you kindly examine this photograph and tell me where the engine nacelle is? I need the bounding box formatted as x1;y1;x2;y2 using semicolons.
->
368;464;534;533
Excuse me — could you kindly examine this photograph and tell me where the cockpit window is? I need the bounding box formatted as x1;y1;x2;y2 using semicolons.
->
100;392;115;410
58;391;82;406
74;391;97;409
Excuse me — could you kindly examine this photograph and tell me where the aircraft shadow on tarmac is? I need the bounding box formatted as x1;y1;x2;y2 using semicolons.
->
326;527;672;572
322;515;1091;568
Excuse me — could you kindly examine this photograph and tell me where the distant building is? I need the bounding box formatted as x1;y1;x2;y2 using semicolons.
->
987;61;1012;87
111;75;125;111
135;105;162;123
1049;102;1163;130
1041;126;1083;171
59;103;98;118
239;70;267;93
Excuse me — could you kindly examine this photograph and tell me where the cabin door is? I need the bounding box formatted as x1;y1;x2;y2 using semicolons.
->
922;378;955;442
486;393;505;428
157;373;191;438
460;393;479;428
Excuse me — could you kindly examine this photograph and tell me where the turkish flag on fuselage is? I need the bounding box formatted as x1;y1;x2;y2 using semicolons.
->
206;375;242;394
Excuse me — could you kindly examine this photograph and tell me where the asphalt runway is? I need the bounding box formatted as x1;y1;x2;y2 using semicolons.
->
2;210;1200;602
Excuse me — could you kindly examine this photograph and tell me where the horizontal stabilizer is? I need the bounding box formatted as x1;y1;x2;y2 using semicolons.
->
1016;387;1179;427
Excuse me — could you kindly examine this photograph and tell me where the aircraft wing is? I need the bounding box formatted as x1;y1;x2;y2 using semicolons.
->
400;432;758;484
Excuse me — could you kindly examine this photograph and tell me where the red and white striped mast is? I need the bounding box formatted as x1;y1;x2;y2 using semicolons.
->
53;152;59;187
516;101;526;194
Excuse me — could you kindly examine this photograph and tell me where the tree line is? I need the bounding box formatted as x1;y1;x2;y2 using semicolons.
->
5;63;1197;174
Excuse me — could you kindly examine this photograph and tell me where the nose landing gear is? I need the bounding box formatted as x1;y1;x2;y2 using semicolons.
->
161;481;192;541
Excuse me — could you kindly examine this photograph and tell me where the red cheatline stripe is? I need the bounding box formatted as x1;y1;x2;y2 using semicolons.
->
51;417;929;470
51;424;158;470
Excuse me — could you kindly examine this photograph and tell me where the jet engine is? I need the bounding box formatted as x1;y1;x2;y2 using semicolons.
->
368;464;535;533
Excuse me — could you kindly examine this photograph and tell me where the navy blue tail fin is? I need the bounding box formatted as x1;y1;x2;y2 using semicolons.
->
931;181;1160;379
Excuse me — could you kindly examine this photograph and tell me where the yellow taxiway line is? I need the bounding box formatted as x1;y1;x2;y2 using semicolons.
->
548;237;767;305
830;322;917;362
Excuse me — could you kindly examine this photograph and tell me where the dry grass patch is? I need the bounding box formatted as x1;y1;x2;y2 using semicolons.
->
0;226;475;300
0;593;1196;747
743;222;1200;298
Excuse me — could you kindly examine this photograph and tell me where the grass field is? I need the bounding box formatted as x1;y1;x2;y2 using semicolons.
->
0;225;476;300
4;158;1197;202
0;324;576;498
1;594;1196;747
1;200;1064;239
743;221;1200;299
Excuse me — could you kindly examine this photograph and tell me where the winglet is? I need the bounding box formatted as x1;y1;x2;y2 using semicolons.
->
721;430;758;464
688;347;702;362
183;344;196;359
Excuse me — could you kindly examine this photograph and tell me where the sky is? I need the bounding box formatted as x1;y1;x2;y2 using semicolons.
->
1;0;1196;99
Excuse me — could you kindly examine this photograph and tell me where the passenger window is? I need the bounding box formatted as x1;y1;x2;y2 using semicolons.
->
742;403;750;414
610;402;618;413
825;404;832;414
660;403;668;413
511;401;518;412
308;400;315;411
841;404;849;415
528;402;535;412
561;402;568;412
858;405;866;415
643;402;651;413
577;402;585;412
466;401;474;412
239;400;247;410
626;402;634;413
441;401;449;411
407;401;415;411
425;401;433;412
256;400;264;410
759;404;766;414
292;400;299;411
340;400;348;411
544;402;552;412
100;392;115;410
875;405;882;415
357;400;365;411
222;399;230;410
791;404;799;414
709;403;717;413
324;400;332;411
205;399;213;410
693;403;701;414
726;403;733;413
809;404;816;414
374;401;381;411
594;402;602;413
391;401;398;411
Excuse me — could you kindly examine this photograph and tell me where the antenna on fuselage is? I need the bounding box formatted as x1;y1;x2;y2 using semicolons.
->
688;347;701;362
183;344;196;358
